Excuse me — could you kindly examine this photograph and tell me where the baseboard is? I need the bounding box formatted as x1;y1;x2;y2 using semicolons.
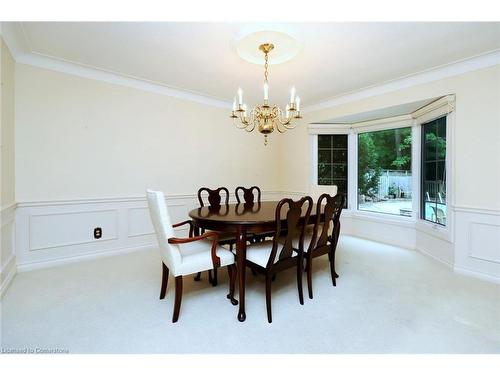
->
17;243;155;272
454;266;500;285
0;255;17;298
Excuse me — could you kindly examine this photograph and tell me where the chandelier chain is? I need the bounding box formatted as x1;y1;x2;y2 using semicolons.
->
264;52;269;83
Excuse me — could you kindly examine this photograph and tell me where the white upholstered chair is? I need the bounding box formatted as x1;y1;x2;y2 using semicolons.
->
146;189;237;323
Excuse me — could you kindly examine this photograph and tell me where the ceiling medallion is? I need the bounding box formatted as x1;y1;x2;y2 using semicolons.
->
230;42;302;146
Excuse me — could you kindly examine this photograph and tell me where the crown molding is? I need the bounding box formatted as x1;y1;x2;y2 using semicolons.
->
303;50;500;113
1;22;232;110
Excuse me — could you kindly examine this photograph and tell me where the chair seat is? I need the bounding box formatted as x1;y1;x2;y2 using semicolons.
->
175;241;235;276
235;240;298;268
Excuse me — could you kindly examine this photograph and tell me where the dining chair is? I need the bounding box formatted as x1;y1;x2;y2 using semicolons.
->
146;189;238;323
305;193;345;299
235;186;268;245
235;186;261;204
241;196;313;323
195;186;237;286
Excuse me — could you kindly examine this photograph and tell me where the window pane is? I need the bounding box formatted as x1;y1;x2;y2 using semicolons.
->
421;116;447;225
318;163;332;180
333;135;347;148
318;149;332;164
317;135;348;208
318;135;332;148
358;127;412;216
333;149;347;162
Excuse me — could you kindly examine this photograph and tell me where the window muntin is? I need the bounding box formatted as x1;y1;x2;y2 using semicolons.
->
317;134;348;206
357;127;413;216
421;116;447;225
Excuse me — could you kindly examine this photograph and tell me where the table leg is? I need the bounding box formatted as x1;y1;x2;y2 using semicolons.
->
236;227;247;322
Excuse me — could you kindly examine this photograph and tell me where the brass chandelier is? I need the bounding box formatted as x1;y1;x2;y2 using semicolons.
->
230;43;302;145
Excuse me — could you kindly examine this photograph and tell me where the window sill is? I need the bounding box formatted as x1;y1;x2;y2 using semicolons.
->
343;209;415;229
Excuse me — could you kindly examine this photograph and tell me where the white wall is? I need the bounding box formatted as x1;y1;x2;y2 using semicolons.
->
12;63;288;268
15;64;284;202
282;65;500;282
1;37;16;294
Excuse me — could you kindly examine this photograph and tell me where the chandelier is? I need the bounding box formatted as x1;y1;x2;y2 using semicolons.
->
230;43;302;146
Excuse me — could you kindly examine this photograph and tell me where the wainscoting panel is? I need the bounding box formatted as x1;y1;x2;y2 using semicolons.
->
1;204;17;296
454;207;500;283
14;191;289;271
29;209;119;251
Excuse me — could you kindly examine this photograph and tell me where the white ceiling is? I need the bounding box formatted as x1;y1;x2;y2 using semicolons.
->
7;22;500;107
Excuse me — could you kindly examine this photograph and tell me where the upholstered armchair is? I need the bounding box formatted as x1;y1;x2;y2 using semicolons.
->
146;189;237;323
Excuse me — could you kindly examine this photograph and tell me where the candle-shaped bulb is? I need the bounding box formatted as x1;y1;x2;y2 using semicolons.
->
290;86;296;104
296;96;301;112
232;97;237;111
264;82;269;101
286;104;290;118
237;88;243;105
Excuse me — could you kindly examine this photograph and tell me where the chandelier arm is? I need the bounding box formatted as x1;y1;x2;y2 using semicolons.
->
244;120;256;132
275;121;287;133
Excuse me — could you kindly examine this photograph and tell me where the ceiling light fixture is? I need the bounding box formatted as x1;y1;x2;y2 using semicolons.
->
230;43;302;146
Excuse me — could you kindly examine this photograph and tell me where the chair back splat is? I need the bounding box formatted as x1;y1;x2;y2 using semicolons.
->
235;186;262;204
198;187;230;207
311;193;345;252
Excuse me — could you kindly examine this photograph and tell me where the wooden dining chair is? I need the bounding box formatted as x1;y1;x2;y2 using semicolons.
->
195;187;237;286
146;189;238;323
242;196;313;323
235;186;261;204
305;193;345;299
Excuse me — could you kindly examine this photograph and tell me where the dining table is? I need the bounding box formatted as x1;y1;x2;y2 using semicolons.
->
188;200;319;322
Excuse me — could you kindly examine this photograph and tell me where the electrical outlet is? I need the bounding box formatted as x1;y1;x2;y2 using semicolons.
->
94;227;102;239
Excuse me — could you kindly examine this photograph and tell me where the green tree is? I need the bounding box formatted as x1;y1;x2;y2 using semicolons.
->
358;133;381;197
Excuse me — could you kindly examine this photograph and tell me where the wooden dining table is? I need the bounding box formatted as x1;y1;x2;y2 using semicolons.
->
189;200;319;322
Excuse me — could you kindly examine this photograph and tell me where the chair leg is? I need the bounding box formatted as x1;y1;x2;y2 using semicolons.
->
265;274;272;323
306;257;313;299
226;264;238;306
209;268;218;286
329;250;337;287
160;263;169;300
194;272;201;281
297;256;304;305
172;276;183;323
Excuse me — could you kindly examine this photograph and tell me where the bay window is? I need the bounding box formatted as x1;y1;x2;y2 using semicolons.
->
311;94;453;232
